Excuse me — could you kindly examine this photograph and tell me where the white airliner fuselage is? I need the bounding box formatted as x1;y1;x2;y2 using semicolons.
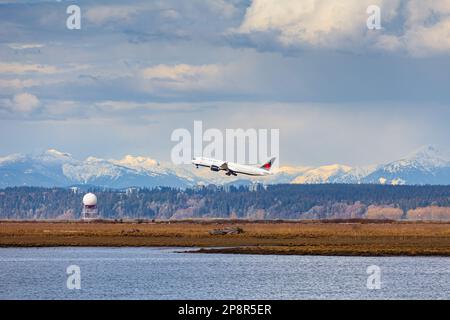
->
191;157;276;177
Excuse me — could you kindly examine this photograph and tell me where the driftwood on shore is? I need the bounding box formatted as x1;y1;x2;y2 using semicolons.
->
209;226;244;235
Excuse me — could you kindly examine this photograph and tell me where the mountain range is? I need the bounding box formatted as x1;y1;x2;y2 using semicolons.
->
1;146;449;188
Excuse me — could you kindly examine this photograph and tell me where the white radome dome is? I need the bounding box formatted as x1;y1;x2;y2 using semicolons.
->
82;193;97;206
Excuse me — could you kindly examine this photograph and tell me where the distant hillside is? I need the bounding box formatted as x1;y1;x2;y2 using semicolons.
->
1;146;450;188
0;149;193;189
1;184;450;220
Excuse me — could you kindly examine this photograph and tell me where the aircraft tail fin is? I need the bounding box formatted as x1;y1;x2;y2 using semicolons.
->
260;157;276;171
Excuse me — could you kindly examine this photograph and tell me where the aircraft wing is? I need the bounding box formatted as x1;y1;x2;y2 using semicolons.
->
219;162;229;170
221;162;238;176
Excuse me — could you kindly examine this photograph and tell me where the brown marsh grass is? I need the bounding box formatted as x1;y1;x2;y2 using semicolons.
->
1;220;450;256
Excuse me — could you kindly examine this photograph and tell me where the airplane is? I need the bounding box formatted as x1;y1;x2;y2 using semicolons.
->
191;156;276;177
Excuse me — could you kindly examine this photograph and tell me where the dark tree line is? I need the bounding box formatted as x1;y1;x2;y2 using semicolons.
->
0;184;449;220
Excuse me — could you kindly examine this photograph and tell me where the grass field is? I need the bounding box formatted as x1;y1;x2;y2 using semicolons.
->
1;220;450;256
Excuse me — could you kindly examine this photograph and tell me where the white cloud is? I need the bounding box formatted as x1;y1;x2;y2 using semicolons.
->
85;5;140;24
140;64;221;91
204;0;238;19
404;0;450;27
237;0;400;49
94;100;200;113
13;93;40;113
7;43;45;50
0;78;63;90
141;64;219;81
43;100;78;118
374;34;404;52
402;0;450;56
404;20;450;56
0;79;40;89
160;9;181;19
236;0;450;56
0;62;89;75
0;63;60;74
9;93;40;113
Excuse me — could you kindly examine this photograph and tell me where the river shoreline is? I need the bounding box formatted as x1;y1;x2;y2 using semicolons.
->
1;220;450;256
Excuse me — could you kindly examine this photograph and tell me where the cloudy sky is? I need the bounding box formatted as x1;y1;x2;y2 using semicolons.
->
1;0;450;166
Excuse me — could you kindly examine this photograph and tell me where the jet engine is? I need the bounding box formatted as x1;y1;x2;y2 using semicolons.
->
210;165;220;172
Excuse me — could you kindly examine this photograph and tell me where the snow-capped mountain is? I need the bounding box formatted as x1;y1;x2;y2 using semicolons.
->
290;164;353;184
266;163;376;185
0;145;449;188
0;149;192;188
0;150;72;187
363;146;450;185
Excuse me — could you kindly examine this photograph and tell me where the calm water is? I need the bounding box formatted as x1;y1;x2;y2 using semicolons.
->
0;247;449;299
